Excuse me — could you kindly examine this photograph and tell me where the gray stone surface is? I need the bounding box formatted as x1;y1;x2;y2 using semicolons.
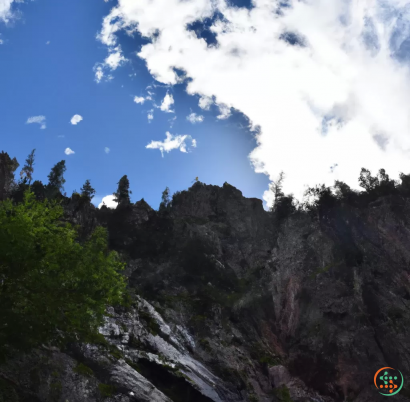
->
1;182;410;402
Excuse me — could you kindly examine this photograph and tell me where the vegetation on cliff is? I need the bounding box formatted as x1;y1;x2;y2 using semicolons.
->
0;191;128;362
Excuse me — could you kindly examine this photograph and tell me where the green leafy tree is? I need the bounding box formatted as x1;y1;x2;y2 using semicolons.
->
113;175;131;206
159;186;171;213
304;184;337;216
358;168;379;192
399;172;410;195
358;168;397;197
80;179;96;200
333;180;358;204
19;149;36;186
47;160;66;198
334;180;352;199
376;168;397;195
0;192;127;361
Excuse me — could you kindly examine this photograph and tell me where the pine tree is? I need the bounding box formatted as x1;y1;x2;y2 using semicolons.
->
270;171;285;211
270;172;296;223
113;175;131;206
80;179;96;200
159;187;171;212
20;149;36;186
0;152;19;201
47;160;66;198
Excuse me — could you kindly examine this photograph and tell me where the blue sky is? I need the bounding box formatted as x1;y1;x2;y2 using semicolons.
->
0;0;269;209
2;0;410;209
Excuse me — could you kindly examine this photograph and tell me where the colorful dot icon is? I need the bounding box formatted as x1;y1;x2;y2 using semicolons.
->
375;367;403;396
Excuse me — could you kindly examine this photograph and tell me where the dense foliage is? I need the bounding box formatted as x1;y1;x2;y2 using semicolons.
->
0;192;127;361
270;167;410;223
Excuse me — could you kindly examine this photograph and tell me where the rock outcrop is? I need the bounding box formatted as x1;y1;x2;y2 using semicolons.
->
1;181;410;402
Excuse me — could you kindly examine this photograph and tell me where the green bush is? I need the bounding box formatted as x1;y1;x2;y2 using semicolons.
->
73;363;94;378
273;385;294;402
98;383;115;398
0;191;127;361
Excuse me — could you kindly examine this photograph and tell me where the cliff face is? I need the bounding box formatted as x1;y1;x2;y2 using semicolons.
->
1;182;410;402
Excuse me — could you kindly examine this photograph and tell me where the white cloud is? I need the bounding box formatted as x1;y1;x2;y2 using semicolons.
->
93;47;126;83
94;65;105;83
64;147;75;155
159;92;174;113
0;0;16;23
26;115;46;130
134;96;145;104
104;46;127;70
186;112;204;124
147;110;154;122
198;96;213;110
146;131;196;157
169;115;177;128
216;104;231;120
70;114;83;125
98;195;118;209
94;13;128;83
192;138;197;148
46;41;50;45
105;147;110;154
98;0;410;207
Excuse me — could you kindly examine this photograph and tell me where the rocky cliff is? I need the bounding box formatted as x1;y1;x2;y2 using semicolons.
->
1;181;410;402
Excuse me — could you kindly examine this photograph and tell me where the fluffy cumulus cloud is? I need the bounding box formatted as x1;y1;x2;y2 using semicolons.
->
64;147;75;155
98;0;410;206
26;115;46;129
187;112;204;124
134;96;145;104
216;104;231;120
146;131;196;157
98;195;117;209
159;92;174;113
198;95;214;111
70;114;83;125
0;0;16;22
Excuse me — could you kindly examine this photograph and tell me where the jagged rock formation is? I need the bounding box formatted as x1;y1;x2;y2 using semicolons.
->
1;181;410;402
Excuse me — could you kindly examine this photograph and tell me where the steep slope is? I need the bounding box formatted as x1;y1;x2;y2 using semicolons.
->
1;181;410;402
